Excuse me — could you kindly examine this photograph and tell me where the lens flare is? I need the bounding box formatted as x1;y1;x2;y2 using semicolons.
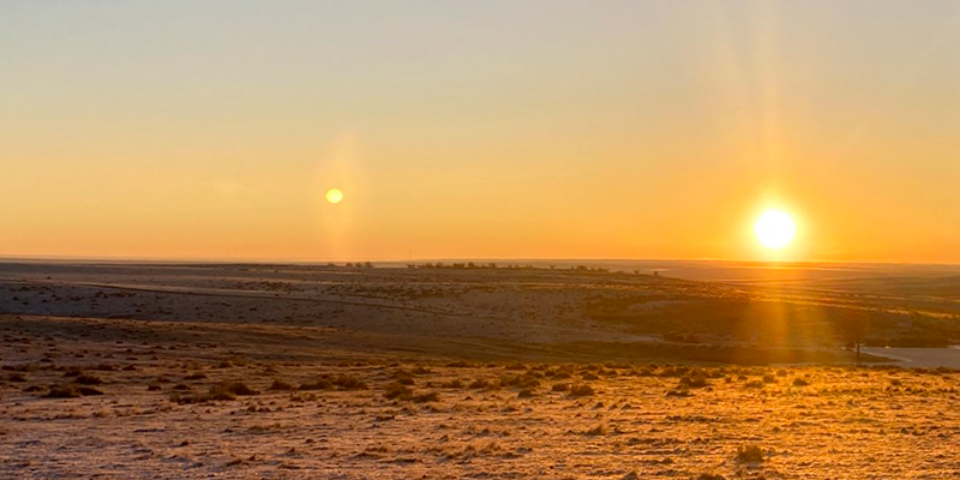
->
325;188;344;204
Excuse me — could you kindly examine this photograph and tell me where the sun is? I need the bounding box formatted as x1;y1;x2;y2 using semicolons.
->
325;188;344;204
754;209;796;249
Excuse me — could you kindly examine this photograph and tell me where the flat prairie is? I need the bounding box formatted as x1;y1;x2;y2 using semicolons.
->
2;261;960;478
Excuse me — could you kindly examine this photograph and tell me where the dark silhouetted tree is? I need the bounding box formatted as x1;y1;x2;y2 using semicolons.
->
839;312;870;363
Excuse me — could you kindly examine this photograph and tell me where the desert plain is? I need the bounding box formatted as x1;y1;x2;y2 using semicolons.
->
2;260;960;479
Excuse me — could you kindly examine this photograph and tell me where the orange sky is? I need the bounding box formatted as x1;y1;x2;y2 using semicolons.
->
2;1;960;263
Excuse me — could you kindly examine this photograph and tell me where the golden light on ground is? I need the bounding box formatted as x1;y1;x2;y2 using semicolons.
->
325;188;344;204
755;209;796;249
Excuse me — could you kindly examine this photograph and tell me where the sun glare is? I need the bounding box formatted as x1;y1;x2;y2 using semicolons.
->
755;209;796;249
325;188;344;204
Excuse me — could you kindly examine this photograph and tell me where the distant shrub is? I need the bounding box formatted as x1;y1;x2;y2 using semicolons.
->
736;445;764;463
269;380;295;391
204;382;259;401
77;386;104;396
300;374;367;391
569;384;595;397
792;377;811;387
679;375;708;389
299;379;333;391
659;366;690;378
666;388;693;398
75;374;103;386
445;361;474;368
762;374;777;383
744;380;764;389
500;374;540;389
517;388;536;398
552;383;570;392
46;384;102;398
412;391;440;403
331;375;368;390
468;379;491;389
46;385;81;398
384;382;413;401
441;379;464;389
584;424;606;436
696;474;727;480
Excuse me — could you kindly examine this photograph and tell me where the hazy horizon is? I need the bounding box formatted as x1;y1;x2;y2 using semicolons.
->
5;253;960;268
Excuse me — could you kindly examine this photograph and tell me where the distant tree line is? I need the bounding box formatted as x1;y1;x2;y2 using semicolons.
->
404;263;644;274
407;262;497;270
330;262;375;268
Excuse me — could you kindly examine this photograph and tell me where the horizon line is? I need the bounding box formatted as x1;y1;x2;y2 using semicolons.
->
2;254;960;269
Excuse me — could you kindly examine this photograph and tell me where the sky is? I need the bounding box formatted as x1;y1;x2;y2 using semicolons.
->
2;0;960;263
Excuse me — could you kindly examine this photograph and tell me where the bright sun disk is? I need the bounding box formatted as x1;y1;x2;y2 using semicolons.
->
755;209;796;249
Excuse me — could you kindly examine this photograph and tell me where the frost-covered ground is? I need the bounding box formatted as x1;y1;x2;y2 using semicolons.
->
3;262;960;478
3;355;960;479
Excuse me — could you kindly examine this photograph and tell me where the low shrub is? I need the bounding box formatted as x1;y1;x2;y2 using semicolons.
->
269;380;295;391
75;374;104;386
412;391;440;403
46;384;103;398
384;382;413;401
735;444;764;463
569;384;595;397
